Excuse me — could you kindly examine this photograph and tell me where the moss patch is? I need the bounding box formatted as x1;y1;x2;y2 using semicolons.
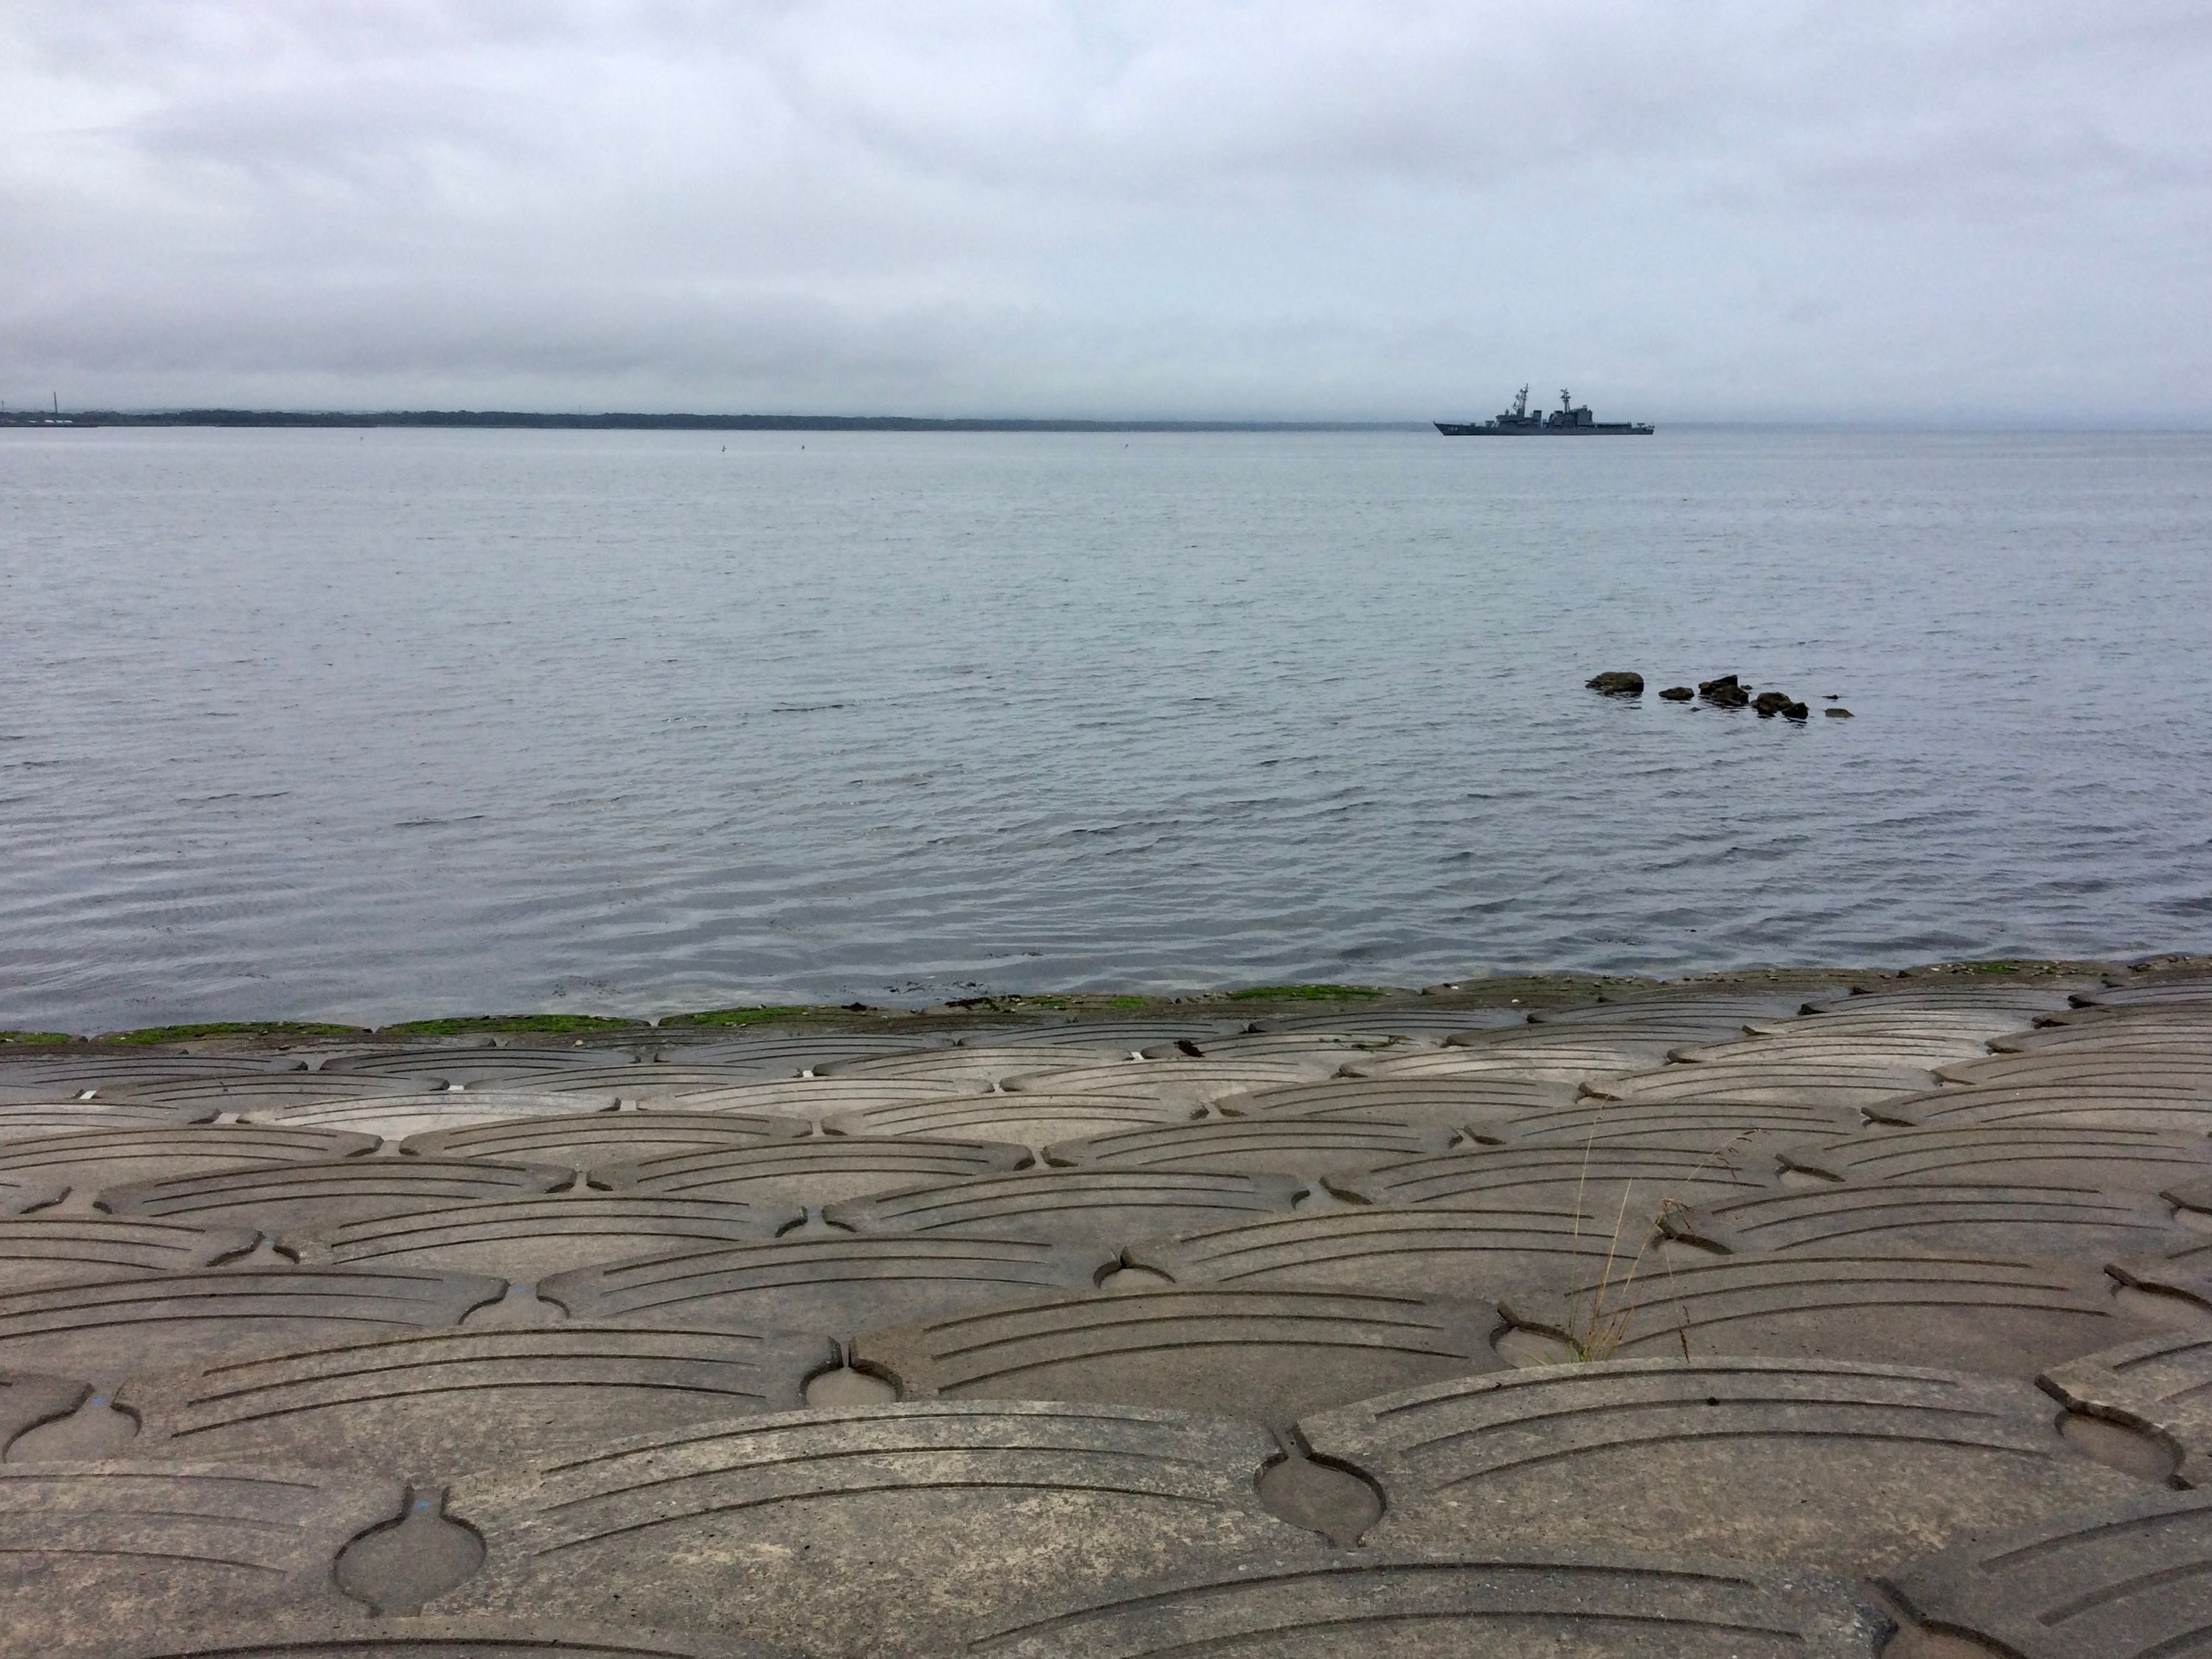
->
379;1013;648;1037
101;1020;368;1046
1220;984;1389;1003
0;1029;77;1046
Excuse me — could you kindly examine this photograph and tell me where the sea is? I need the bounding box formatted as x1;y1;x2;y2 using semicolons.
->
2;424;2208;1032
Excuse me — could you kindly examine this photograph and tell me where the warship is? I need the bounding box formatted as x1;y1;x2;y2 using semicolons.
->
1436;385;1653;436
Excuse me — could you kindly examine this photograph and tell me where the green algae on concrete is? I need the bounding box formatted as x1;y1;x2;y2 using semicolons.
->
100;1020;368;1045
0;1030;76;1046
378;1014;649;1037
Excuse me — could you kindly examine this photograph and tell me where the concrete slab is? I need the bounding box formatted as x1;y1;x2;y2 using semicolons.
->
963;1551;1891;1658
0;1216;258;1294
0;1102;217;1141
1468;1096;1863;1150
824;1167;1301;1244
594;1136;1032;1206
1495;1250;2180;1382
1782;1125;2212;1195
0;1461;403;1652
824;1091;1203;1147
1124;1206;1621;1300
235;1093;603;1142
399;1110;808;1165
284;1193;801;1280
321;1049;641;1085
114;1324;835;1476
855;1286;1505;1419
1296;1357;2150;1573
1871;1081;2212;1133
0;1267;504;1376
1043;1119;1458;1177
1885;1486;2212;1658
1335;1144;1778;1215
539;1235;1109;1332
1214;1074;1581;1131
658;1077;982;1121
100;1158;573;1234
1663;1181;2182;1265
1004;1058;1337;1099
1587;1059;1939;1107
0;1126;378;1195
436;1402;1320;1656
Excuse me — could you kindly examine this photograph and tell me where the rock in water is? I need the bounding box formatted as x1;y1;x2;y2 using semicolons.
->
1659;686;1694;701
1826;707;1854;718
1783;701;1809;720
1700;675;1750;708
1753;691;1794;717
1586;672;1644;697
1697;674;1738;695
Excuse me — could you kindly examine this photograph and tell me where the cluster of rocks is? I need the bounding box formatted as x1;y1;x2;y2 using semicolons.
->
1587;669;1852;720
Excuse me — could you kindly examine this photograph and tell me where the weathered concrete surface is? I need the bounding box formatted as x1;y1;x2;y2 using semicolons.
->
0;961;2205;1655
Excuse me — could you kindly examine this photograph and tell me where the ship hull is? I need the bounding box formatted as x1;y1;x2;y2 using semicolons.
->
1435;422;1654;436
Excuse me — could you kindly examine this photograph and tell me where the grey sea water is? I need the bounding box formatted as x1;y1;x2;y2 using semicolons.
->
2;425;2208;1031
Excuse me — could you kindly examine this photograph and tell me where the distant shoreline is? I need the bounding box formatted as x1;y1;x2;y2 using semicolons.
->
0;408;1425;434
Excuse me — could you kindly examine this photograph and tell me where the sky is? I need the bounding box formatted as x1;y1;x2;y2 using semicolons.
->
3;2;2209;422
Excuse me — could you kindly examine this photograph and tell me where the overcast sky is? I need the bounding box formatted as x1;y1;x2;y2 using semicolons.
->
4;2;2208;421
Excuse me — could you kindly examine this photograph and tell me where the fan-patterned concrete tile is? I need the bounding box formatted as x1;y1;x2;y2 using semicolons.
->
1424;1028;1681;1079
399;1109;807;1166
321;1048;640;1085
1214;1074;1580;1133
593;1136;1032;1207
1870;1080;2212;1133
0;1125;380;1196
0;1267;504;1376
100;1158;572;1234
0;1056;299;1091
1468;1096;1863;1150
1295;1357;2151;1573
970;1020;1242;1050
827;1092;1202;1147
1885;1487;2212;1659
1672;1030;1993;1067
824;1167;1301;1245
2076;978;2212;1009
1144;1032;1397;1065
539;1234;1109;1333
1004;1057;1338;1099
660;1076;983;1122
1;1371;86;1450
1043;1119;1458;1178
1808;981;2098;1017
0;1215;258;1294
111;1324;835;1477
1248;1005;1526;1039
1663;1181;2184;1267
1983;1025;2212;1062
1123;1206;1623;1301
1781;1124;2212;1195
1533;988;1842;1026
1495;1251;2183;1383
653;1033;953;1067
284;1193;801;1280
73;1617;776;1659
819;1046;1127;1084
0;1461;404;1655
1333;1143;1778;1217
234;1093;601;1142
446;1063;783;1107
100;1074;452;1110
855;1285;1503;1420
2042;1330;2212;1486
961;1551;1890;1658
0;1100;216;1141
437;1402;1322;1657
0;1181;60;1217
1939;1048;2212;1090
1586;1057;1944;1107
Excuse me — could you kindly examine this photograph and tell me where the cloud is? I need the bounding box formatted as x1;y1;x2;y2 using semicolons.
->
2;1;2208;419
